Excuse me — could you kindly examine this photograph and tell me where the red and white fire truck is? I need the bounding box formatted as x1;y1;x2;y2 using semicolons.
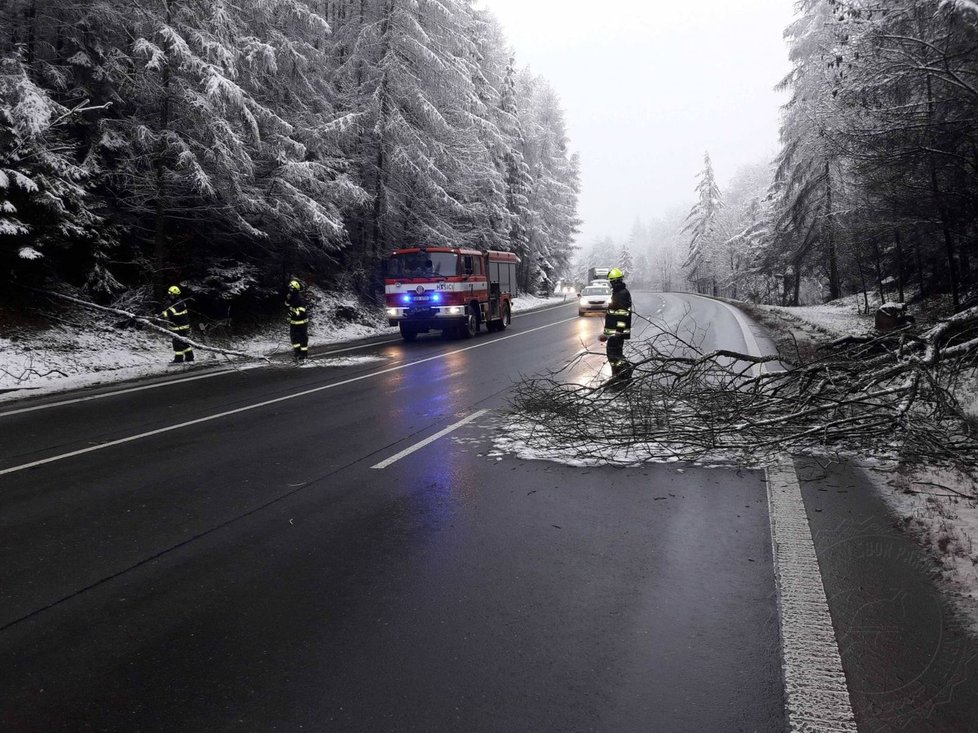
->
384;246;519;340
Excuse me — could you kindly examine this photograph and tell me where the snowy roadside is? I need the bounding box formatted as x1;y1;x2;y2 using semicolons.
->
745;297;978;632
0;290;568;403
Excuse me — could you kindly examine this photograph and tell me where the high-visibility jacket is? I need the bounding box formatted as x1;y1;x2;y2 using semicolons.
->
286;291;308;325
603;283;632;338
162;301;191;333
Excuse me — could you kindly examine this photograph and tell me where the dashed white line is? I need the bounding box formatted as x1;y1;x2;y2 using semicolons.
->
0;318;575;477
371;410;488;469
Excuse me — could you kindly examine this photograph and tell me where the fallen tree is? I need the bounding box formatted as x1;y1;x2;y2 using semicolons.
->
510;306;978;475
29;288;271;364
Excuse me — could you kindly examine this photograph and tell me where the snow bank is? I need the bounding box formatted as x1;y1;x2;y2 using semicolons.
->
0;290;569;401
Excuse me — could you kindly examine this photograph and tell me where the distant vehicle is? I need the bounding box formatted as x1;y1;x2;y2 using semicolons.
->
385;246;519;340
554;279;577;296
578;284;613;317
587;266;612;283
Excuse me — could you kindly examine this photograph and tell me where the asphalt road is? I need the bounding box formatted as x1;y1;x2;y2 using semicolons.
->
1;293;973;731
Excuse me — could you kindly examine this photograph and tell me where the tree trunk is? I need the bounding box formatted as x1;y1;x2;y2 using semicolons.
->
25;0;37;71
872;238;885;304
927;74;962;311
854;247;869;314
153;1;173;299
913;226;927;298
894;229;905;302
824;160;840;300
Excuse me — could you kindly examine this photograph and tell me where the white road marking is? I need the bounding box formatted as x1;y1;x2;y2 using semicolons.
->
0;305;560;417
766;459;858;732
0;340;407;418
0;318;576;477
370;410;488;469
0;366;260;417
713;294;858;730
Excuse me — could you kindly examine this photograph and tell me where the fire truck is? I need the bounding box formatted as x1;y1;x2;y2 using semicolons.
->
384;246;519;340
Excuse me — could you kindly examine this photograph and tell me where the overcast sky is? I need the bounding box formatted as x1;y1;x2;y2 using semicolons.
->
474;0;796;247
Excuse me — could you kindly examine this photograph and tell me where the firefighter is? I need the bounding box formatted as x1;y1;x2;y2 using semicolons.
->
598;267;632;386
286;279;309;361
162;285;194;363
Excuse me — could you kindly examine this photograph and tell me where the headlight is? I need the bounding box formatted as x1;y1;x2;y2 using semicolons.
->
386;308;399;317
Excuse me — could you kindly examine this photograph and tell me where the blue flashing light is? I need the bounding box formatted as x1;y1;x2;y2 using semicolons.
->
432;292;442;303
401;294;411;304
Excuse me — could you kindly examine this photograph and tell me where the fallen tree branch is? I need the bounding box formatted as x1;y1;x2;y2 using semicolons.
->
509;307;978;475
32;288;270;364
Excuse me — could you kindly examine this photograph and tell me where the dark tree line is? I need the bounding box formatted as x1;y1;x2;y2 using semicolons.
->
766;0;978;309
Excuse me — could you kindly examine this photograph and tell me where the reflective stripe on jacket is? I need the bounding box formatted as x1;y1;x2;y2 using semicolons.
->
603;285;632;338
286;292;308;325
163;305;191;332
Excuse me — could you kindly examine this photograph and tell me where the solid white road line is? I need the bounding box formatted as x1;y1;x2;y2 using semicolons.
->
0;305;566;418
371;410;488;469
766;460;859;732
0;318;576;477
711;294;858;730
0;367;258;417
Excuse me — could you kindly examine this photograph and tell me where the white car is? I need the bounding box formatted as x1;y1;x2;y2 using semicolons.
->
578;285;612;316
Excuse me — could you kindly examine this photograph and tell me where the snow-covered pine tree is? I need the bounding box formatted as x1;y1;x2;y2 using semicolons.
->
443;6;511;252
0;55;110;284
516;70;580;293
333;0;482;265
682;151;724;294
768;0;848;304
499;54;533;263
229;0;366;265
616;243;633;279
828;0;978;310
75;0;362;295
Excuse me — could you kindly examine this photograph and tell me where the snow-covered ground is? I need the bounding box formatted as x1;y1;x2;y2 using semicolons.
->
0;289;567;400
749;297;978;631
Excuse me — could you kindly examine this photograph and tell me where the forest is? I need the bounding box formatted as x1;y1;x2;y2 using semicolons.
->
578;0;978;313
6;0;978;323
0;0;580;318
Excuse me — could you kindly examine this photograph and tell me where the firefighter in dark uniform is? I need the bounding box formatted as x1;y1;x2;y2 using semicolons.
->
599;268;632;386
162;285;194;363
286;279;308;361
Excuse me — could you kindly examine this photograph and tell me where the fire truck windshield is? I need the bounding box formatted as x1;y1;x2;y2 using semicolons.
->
388;252;457;278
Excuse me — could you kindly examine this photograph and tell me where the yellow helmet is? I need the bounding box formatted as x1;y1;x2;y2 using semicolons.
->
288;279;302;291
167;285;182;296
608;268;624;282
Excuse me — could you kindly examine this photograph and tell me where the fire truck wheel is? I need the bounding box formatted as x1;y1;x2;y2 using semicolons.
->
460;305;478;338
399;323;418;341
499;304;511;331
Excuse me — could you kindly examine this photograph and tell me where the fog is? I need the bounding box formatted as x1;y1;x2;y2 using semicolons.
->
474;0;796;246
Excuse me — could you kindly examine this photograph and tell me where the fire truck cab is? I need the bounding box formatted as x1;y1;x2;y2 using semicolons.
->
385;246;519;340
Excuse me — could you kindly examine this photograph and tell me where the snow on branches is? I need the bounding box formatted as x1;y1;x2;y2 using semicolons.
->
510;308;978;473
